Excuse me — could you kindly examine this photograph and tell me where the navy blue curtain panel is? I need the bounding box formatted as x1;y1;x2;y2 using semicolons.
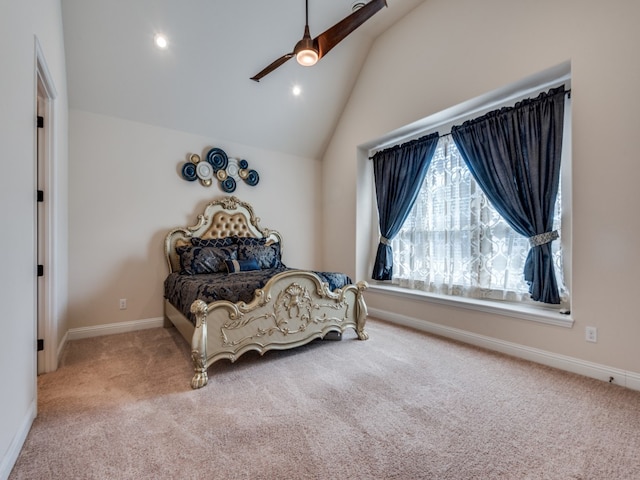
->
371;132;440;281
451;86;566;304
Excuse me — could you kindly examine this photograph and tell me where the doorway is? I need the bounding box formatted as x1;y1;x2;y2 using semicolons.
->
35;40;57;374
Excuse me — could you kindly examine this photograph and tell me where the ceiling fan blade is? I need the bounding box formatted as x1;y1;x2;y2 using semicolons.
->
250;53;295;82
314;0;387;59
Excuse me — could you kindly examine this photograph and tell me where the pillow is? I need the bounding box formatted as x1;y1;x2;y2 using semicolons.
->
177;245;238;274
237;242;282;269
225;258;261;273
233;235;266;246
190;236;235;248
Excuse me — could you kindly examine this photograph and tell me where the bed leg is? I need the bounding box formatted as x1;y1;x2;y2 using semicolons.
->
191;350;208;389
355;281;369;341
190;300;209;389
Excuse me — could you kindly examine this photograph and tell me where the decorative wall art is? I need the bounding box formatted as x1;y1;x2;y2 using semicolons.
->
180;147;259;192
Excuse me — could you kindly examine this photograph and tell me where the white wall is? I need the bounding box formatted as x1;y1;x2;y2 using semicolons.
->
0;0;68;478
323;0;640;375
67;110;322;329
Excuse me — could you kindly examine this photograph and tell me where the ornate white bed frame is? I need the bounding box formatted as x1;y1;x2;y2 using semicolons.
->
164;196;369;388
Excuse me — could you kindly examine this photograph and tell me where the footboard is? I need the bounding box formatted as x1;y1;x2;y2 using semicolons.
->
189;270;368;388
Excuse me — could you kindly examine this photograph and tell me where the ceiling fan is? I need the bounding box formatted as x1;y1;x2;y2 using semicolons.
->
250;0;387;82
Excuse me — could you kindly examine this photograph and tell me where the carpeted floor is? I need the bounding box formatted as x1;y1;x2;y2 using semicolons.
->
10;319;640;479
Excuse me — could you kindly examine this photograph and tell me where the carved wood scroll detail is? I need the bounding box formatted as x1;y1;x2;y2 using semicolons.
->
220;282;350;347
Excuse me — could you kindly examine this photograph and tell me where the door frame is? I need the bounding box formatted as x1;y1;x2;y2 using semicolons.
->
35;38;58;374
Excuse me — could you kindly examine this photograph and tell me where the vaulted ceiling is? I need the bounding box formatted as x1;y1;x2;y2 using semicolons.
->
61;0;425;159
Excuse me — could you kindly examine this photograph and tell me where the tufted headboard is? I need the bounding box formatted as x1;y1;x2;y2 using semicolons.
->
164;196;283;274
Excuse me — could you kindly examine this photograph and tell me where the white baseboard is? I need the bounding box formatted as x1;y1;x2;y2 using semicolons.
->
370;307;640;392
627;371;640;392
0;400;36;480
67;317;165;341
57;329;68;365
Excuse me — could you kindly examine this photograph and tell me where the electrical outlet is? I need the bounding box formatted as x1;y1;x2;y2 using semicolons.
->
119;298;127;310
585;326;597;343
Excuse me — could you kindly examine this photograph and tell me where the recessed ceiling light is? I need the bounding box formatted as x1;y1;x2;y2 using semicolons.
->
292;85;302;96
154;34;168;49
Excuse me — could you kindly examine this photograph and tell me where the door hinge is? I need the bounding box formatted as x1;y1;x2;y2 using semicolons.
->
37;265;44;277
37;339;44;351
37;190;44;202
37;116;44;128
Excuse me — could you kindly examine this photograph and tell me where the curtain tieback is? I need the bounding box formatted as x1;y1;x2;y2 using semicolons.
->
528;230;559;247
380;236;391;246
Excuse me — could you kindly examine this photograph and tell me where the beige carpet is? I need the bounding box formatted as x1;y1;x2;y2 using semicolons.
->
10;319;640;479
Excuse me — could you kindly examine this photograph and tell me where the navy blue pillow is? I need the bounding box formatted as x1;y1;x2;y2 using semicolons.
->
177;245;238;274
237;243;281;269
225;258;261;273
191;236;235;248
233;235;266;246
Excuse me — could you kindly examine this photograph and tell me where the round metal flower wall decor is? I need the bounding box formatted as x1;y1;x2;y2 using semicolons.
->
180;148;259;193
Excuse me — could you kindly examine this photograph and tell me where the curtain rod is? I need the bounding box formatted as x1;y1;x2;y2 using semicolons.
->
370;88;571;158
439;88;571;140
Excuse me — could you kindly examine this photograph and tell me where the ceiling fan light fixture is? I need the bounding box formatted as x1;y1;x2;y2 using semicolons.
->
294;26;318;66
295;46;318;66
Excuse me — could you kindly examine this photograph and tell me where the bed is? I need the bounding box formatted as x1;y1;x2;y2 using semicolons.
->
164;196;369;388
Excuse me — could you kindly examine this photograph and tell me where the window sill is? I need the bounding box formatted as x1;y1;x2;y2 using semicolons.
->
367;283;574;328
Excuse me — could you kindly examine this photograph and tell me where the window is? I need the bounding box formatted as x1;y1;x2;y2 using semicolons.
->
391;135;569;308
365;66;572;319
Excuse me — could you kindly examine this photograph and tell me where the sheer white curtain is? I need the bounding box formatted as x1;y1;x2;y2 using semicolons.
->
391;136;567;303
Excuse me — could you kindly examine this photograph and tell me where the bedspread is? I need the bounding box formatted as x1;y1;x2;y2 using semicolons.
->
164;268;353;324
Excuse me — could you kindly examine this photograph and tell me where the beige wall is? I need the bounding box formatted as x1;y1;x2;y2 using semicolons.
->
0;0;68;475
323;0;640;374
67;110;322;329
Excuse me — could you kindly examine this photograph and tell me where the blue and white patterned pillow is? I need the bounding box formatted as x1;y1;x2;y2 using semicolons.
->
225;258;261;273
190;237;235;248
233;236;266;246
177;245;238;274
237;242;282;269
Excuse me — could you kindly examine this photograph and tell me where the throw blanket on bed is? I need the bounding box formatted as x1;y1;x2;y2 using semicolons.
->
165;268;353;324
